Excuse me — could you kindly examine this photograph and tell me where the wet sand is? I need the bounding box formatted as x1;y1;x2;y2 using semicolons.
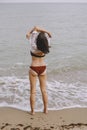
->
0;107;87;130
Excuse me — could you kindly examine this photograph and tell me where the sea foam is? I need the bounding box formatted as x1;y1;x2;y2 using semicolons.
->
0;76;87;111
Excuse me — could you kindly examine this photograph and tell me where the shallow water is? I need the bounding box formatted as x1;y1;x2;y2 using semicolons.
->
0;3;87;111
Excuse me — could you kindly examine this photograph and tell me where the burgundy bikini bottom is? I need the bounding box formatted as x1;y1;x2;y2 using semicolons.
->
30;66;46;76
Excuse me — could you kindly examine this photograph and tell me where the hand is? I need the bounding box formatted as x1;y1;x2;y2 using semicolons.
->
26;33;31;40
34;26;40;31
34;26;45;32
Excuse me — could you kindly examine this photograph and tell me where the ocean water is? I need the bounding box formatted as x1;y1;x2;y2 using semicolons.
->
0;3;87;111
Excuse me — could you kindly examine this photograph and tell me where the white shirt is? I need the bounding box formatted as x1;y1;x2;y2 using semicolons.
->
30;31;51;53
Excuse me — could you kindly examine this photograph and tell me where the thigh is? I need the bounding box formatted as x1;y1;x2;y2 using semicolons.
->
29;69;37;92
39;74;47;91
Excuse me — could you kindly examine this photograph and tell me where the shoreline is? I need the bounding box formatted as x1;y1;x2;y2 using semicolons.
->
0;105;87;112
0;107;87;130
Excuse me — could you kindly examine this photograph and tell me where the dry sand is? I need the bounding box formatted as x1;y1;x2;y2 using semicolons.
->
0;107;87;130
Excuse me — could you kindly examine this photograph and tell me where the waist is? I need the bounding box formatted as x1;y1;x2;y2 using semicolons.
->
31;57;46;66
30;62;46;66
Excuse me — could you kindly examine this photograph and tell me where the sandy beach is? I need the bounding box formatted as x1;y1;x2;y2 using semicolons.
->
0;107;87;130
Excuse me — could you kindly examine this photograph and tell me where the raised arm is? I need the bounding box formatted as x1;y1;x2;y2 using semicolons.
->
26;26;37;39
35;26;52;38
26;26;52;39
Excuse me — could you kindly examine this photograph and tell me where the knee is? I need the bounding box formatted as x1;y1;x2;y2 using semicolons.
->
41;89;47;95
30;91;36;94
30;89;36;95
30;92;36;95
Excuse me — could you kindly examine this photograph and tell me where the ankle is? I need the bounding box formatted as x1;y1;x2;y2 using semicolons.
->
44;108;48;114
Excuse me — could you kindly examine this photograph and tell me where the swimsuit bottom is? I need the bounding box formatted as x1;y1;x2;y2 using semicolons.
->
30;66;46;76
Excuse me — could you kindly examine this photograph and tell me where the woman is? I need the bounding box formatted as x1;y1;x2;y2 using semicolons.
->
26;26;51;115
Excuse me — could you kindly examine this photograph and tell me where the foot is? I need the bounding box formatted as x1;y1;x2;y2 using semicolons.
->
43;108;48;114
31;111;35;115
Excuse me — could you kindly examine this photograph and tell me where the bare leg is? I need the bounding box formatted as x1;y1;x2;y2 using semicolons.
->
29;69;37;115
39;73;48;114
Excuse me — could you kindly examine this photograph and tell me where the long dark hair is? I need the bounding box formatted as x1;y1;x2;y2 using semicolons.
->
36;32;49;54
